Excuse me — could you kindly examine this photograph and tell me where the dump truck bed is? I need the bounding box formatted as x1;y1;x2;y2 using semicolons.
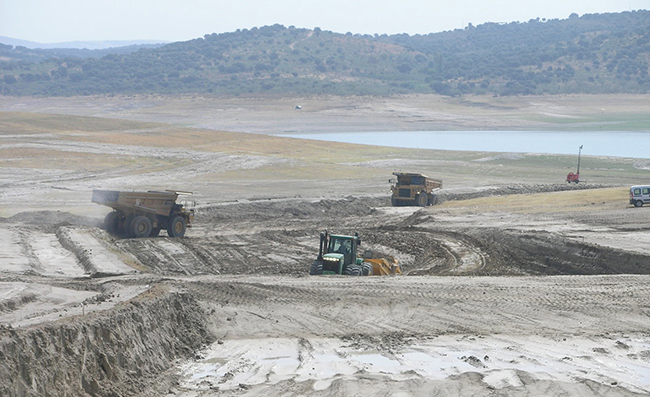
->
92;190;180;216
393;172;443;189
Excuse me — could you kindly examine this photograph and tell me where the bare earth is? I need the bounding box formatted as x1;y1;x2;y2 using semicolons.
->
0;94;649;397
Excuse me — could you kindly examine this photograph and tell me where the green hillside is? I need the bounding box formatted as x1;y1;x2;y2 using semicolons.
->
1;11;648;96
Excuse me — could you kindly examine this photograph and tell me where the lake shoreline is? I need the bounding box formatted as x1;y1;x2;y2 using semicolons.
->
275;130;650;159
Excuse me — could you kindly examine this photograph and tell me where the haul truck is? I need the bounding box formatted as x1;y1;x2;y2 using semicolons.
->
390;172;443;207
92;190;194;238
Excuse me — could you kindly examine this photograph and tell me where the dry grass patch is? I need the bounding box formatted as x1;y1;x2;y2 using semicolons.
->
0;112;156;135
0;147;195;174
0;148;125;171
439;187;629;214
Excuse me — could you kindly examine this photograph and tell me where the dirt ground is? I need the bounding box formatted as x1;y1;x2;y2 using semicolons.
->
1;94;650;397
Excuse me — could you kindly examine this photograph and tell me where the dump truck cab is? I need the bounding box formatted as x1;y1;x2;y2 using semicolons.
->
390;172;442;207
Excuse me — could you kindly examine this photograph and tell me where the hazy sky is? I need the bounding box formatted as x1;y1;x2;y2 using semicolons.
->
1;0;648;43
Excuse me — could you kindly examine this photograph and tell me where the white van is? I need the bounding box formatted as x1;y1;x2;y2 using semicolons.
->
629;185;650;207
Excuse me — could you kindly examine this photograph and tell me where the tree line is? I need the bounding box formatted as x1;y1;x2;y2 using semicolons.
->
1;11;648;97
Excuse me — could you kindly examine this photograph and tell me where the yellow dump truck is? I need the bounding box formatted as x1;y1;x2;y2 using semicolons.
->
92;190;194;238
390;172;443;207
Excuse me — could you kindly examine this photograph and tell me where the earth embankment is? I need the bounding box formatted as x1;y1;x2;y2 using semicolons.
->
0;286;211;397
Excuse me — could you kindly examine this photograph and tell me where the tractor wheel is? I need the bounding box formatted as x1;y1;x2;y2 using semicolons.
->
417;194;428;207
167;216;187;238
123;214;136;238
635;200;644;207
361;262;373;276
104;212;119;235
344;264;362;276
310;260;323;275
131;216;153;238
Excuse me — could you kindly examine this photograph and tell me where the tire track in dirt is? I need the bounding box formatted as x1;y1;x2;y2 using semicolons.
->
116;238;193;275
175;274;650;337
57;226;136;277
358;228;489;275
0;227;32;274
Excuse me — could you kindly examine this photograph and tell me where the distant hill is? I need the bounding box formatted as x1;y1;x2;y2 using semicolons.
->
1;11;648;97
0;36;167;62
0;36;168;50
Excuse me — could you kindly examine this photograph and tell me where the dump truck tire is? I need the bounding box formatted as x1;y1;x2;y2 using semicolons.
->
417;194;428;207
167;216;186;238
150;227;161;237
428;194;437;206
123;214;136;238
310;260;323;275
344;264;362;276
104;212;119;235
132;216;153;238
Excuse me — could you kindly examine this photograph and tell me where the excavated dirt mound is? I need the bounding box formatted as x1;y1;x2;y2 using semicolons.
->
0;285;212;397
0;210;100;228
199;196;379;223
197;184;608;224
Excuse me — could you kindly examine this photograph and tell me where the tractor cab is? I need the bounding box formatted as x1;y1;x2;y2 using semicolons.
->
314;231;363;275
325;234;358;267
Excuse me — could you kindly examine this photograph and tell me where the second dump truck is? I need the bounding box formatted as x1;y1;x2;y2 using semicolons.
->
92;190;194;238
390;172;443;207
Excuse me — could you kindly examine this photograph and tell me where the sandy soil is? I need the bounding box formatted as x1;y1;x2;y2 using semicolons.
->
1;94;650;397
2;93;650;133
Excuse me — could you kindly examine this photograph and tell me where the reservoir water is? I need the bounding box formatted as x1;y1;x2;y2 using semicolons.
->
275;131;650;159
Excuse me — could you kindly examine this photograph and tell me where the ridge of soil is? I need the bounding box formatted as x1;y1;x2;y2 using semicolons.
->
0;286;212;397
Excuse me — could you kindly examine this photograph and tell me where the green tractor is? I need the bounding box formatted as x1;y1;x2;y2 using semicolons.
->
309;230;373;276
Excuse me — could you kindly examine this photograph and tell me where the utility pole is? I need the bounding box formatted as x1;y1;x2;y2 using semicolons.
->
577;145;583;174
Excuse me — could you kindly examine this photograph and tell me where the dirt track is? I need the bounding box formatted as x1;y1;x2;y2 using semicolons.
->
1;95;650;396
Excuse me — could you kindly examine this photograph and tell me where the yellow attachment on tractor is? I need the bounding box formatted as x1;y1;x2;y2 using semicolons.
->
363;257;401;275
